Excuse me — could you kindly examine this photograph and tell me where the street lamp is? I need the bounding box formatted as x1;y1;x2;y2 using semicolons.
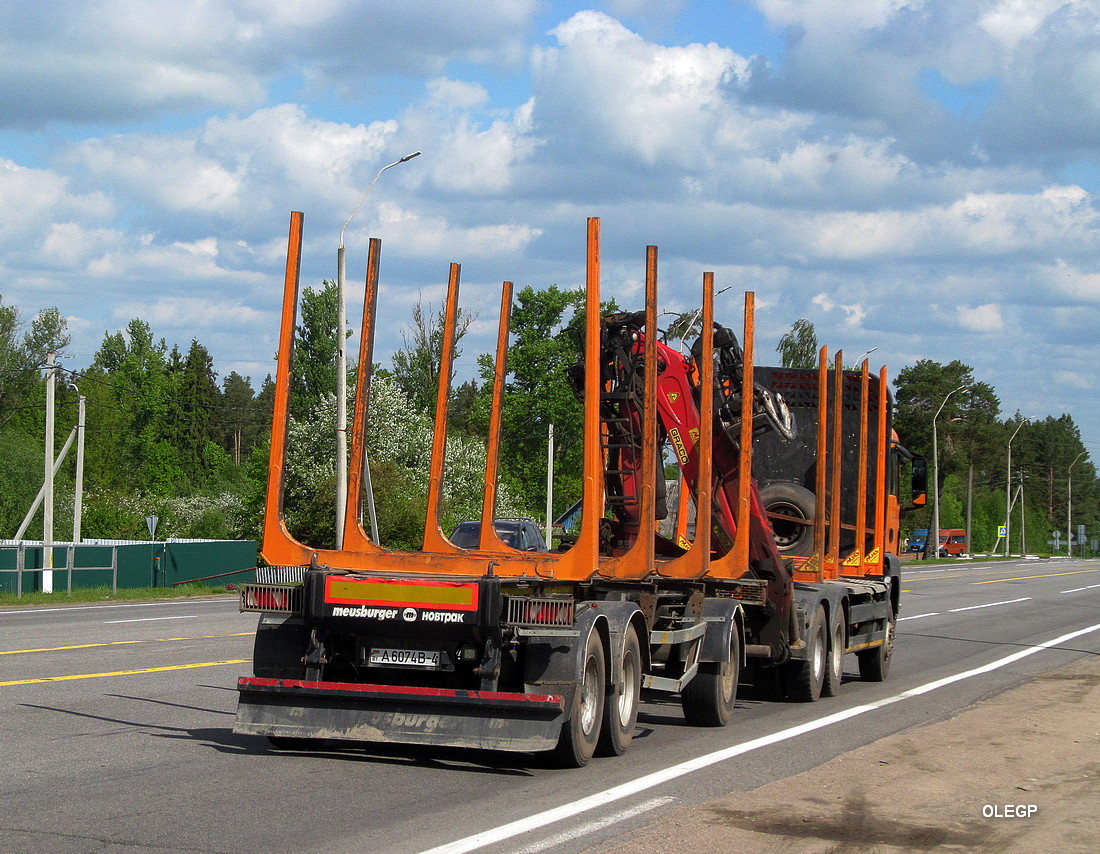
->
1068;451;1086;557
928;384;969;559
1004;416;1029;557
335;151;421;548
854;347;878;365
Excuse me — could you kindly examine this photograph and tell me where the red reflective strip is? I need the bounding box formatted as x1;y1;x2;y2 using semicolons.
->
237;676;561;704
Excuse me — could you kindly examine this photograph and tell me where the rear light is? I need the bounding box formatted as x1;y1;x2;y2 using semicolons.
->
506;596;575;628
240;583;302;614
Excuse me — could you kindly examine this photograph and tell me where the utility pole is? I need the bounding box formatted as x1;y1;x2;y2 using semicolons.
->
1068;452;1085;557
1004;417;1029;557
43;352;56;593
1019;472;1027;555
545;422;555;548
73;392;86;543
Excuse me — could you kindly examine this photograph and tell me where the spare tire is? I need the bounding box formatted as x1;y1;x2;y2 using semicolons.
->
760;482;815;556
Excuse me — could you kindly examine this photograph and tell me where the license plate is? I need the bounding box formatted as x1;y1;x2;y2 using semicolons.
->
370;648;441;668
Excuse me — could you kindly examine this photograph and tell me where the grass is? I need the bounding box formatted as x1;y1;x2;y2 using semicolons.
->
0;583;236;608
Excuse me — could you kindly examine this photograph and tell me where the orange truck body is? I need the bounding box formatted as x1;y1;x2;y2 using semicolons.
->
233;214;918;764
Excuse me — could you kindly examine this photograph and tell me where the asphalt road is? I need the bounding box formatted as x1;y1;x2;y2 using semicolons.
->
2;558;1099;854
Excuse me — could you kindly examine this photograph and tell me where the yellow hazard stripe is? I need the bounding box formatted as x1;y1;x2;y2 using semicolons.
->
327;579;476;607
0;659;249;687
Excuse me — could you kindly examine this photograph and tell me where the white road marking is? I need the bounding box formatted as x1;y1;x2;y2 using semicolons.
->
949;597;1031;613
2;600;230;616
898;612;939;621
510;797;675;854
103;615;198;624
418;621;1100;854
1061;583;1100;594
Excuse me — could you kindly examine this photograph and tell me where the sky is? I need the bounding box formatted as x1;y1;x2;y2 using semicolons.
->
2;0;1099;458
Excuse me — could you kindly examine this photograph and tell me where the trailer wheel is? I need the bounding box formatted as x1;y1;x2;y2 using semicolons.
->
787;605;827;702
597;625;642;756
822;616;845;698
858;609;896;682
552;629;606;767
759;483;815;555
681;628;740;726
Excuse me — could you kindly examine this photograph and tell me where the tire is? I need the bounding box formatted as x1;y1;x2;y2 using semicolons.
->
597;626;642;756
787;605;827;702
681;628;740;727
759;482;815;555
858;608;896;682
552;629;606;767
822;615;845;698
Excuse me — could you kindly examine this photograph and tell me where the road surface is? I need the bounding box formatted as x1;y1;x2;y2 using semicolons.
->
2;557;1098;853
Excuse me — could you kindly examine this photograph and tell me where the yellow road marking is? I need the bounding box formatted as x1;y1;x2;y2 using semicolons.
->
0;659;249;687
974;569;1100;585
904;574;984;583
1;631;255;656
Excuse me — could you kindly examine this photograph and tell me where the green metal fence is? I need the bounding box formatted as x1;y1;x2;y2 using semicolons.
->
0;540;258;596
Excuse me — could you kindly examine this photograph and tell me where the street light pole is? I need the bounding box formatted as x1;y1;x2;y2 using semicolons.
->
1068;451;1086;557
335;151;421;548
928;384;968;559
43;352;56;593
1004;417;1029;557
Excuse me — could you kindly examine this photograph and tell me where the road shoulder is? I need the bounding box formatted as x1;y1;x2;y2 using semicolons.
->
592;654;1100;853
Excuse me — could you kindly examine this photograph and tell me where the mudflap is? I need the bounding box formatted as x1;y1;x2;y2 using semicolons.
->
234;677;566;753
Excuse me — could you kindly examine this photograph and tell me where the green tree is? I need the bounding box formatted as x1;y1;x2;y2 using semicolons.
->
776;319;819;369
88;319;182;492
172;339;221;476
390;294;474;420
220;371;258;464
291;281;342;418
893;360;999;475
475;285;588;519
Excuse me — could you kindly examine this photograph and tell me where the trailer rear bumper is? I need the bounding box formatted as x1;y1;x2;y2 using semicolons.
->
234;677;566;752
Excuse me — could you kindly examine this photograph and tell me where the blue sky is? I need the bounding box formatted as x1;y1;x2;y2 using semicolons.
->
1;0;1099;459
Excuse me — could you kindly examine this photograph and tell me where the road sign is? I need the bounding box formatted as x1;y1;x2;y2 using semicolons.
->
997;525;1007;538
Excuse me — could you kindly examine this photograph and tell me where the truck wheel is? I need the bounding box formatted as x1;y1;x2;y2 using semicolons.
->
597;626;642;756
681;629;740;726
552;629;606;767
759;483;815;555
822;616;845;698
858;609;896;682
787;605;827;702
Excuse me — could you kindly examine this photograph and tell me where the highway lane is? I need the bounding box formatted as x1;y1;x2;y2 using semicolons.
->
1;560;1098;854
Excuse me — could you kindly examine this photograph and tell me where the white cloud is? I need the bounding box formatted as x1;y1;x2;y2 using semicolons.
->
978;0;1068;50
0;1;538;128
111;296;265;330
533;11;750;168
957;303;1004;332
368;204;542;259
811;293;867;328
0;159;113;250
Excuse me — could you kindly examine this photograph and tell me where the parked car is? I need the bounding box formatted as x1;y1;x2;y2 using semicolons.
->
449;518;548;552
